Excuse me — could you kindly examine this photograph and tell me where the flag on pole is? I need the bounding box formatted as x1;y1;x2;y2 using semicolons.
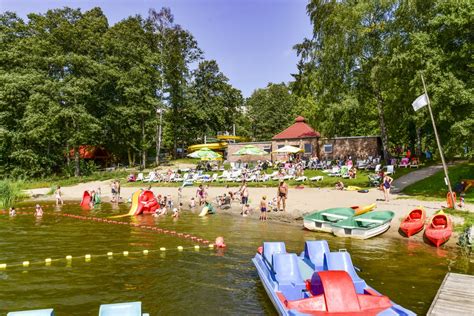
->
412;93;428;111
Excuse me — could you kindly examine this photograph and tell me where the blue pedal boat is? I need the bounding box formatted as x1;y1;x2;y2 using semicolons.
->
252;240;415;316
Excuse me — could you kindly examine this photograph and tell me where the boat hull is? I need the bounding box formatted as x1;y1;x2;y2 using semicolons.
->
252;241;416;316
332;222;391;239
399;209;426;237
400;222;424;237
303;219;334;233
425;211;452;247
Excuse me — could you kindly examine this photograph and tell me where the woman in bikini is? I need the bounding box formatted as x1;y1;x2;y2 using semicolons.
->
382;174;394;202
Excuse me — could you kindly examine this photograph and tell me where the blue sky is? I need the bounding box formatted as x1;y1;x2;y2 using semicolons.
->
2;0;313;97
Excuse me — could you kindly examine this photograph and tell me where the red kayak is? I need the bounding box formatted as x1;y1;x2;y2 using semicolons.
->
424;211;452;247
400;208;426;237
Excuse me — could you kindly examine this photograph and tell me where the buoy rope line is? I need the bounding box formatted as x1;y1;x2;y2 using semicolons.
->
0;210;212;245
0;245;215;270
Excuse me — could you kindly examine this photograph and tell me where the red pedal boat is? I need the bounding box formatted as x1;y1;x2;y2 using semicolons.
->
424;210;452;247
400;208;426;237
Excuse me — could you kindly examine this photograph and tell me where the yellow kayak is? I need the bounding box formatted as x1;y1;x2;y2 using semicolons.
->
351;203;376;216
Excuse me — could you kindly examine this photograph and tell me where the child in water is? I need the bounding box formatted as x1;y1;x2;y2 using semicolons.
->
189;197;196;209
260;196;267;221
172;207;179;218
215;236;226;248
34;204;43;217
167;194;173;209
241;204;251;217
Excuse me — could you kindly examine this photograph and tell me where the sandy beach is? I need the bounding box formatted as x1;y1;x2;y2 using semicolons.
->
25;180;473;247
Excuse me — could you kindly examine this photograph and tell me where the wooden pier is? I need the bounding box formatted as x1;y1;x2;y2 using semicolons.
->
428;272;474;315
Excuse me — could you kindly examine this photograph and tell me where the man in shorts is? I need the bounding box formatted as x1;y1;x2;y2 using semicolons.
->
277;180;288;212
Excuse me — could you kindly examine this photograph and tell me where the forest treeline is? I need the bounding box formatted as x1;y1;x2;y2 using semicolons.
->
0;1;472;178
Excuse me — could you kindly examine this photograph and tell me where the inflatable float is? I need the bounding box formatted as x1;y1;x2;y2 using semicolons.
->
80;191;91;207
80;191;100;207
199;204;216;217
118;190;159;216
134;190;159;215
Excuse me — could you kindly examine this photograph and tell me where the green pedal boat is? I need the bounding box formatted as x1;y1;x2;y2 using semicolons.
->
303;207;355;233
331;211;395;239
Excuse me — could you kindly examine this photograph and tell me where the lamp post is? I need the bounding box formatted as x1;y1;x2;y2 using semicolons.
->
156;108;163;165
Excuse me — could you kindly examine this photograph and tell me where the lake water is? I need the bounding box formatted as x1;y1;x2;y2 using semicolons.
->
0;202;472;315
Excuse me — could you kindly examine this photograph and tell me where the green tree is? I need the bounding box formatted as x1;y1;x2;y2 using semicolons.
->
186;60;243;141
147;8;202;158
246;83;298;140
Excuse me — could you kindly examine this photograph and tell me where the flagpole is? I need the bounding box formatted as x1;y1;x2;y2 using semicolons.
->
421;74;455;209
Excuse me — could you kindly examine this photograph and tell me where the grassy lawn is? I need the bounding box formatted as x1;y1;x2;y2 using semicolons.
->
443;208;474;233
123;169;375;189
402;162;474;203
19;170;130;191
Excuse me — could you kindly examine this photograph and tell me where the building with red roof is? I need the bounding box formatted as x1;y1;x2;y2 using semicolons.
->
227;116;381;162
271;116;320;159
272;116;320;140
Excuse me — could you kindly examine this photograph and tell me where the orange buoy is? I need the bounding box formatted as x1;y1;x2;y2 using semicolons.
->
446;192;456;209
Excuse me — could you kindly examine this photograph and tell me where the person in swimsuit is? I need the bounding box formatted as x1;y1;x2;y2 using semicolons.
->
55;186;63;206
239;181;249;205
196;185;205;206
383;175;394;202
34;204;43;217
260;196;268;221
277;180;288;212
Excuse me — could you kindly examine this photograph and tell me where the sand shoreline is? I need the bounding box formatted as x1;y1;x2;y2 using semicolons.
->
26;180;473;247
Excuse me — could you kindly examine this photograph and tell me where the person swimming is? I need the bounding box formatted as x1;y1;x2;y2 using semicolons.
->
215;236;226;248
34;204;43;217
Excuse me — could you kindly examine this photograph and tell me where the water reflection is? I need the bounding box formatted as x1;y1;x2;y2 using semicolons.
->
0;202;472;315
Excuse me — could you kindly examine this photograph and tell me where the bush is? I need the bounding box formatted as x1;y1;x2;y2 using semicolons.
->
0;180;23;208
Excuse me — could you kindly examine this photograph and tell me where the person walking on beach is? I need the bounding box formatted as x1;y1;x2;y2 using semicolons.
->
116;181;120;201
260;196;268;221
55;186;63;206
196;184;206;206
277;180;288;212
382;174;394;202
239;181;249;206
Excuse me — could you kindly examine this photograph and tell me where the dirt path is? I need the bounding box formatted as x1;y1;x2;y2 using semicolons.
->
392;164;446;193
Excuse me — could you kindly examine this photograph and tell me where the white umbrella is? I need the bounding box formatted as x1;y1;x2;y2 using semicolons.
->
272;145;303;154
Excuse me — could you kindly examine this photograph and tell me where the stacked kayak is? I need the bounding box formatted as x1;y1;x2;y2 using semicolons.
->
425;210;452;247
332;211;395;239
352;203;377;215
252;240;415;316
399;208;426;237
304;205;394;239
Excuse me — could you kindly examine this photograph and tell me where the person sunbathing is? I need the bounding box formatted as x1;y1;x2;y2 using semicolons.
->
335;181;345;190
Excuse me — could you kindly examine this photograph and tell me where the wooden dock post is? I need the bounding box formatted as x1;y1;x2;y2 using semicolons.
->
428;272;474;315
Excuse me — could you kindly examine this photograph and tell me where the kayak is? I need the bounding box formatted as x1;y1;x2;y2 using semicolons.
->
252;240;415;316
303;207;355;233
332;211;395;239
400;208;426;237
351;203;376;216
425;210;452;247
